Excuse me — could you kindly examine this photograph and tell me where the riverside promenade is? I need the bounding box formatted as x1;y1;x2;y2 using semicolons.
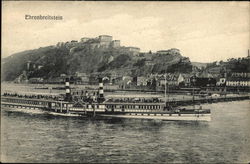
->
166;95;250;107
2;83;249;109
2;93;248;110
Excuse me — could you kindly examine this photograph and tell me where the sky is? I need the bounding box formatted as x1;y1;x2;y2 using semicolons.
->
2;1;250;62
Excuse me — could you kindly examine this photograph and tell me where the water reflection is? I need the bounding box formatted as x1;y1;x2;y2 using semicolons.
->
1;101;250;163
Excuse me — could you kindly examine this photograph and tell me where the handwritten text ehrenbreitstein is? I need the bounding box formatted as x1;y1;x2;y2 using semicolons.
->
25;15;63;20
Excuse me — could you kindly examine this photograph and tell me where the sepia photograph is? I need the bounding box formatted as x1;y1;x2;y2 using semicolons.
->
1;1;250;163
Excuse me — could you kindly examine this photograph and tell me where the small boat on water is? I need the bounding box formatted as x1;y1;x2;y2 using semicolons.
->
1;77;211;121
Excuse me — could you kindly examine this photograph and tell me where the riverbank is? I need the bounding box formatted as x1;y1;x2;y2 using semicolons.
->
2;82;249;103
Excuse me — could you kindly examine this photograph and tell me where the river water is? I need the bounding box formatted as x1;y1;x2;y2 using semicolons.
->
1;101;250;163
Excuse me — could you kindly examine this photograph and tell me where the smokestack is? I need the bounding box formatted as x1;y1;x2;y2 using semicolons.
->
65;77;71;101
98;77;105;103
92;92;96;102
27;61;31;70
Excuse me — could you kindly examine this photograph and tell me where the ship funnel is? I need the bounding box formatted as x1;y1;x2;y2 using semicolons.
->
98;77;105;103
65;77;72;101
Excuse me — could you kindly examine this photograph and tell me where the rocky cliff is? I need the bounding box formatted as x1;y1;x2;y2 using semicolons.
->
2;43;193;81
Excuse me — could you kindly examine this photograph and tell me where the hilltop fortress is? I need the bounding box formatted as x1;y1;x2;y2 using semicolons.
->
56;35;140;55
2;33;198;83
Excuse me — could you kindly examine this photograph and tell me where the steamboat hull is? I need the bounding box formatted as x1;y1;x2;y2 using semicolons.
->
2;105;211;122
1;96;211;121
98;113;211;121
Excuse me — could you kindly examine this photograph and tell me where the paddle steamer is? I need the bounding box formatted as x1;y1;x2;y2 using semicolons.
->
1;77;211;121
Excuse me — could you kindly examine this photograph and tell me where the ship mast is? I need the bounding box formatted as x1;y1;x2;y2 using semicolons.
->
164;73;167;105
164;73;170;108
224;67;227;98
192;77;195;109
164;74;167;104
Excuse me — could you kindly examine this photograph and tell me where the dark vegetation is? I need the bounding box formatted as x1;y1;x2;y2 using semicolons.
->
5;44;248;81
226;58;250;72
204;57;250;75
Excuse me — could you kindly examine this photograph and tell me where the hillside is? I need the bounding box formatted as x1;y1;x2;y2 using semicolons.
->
202;57;250;76
2;38;193;81
192;62;208;69
2;46;57;81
